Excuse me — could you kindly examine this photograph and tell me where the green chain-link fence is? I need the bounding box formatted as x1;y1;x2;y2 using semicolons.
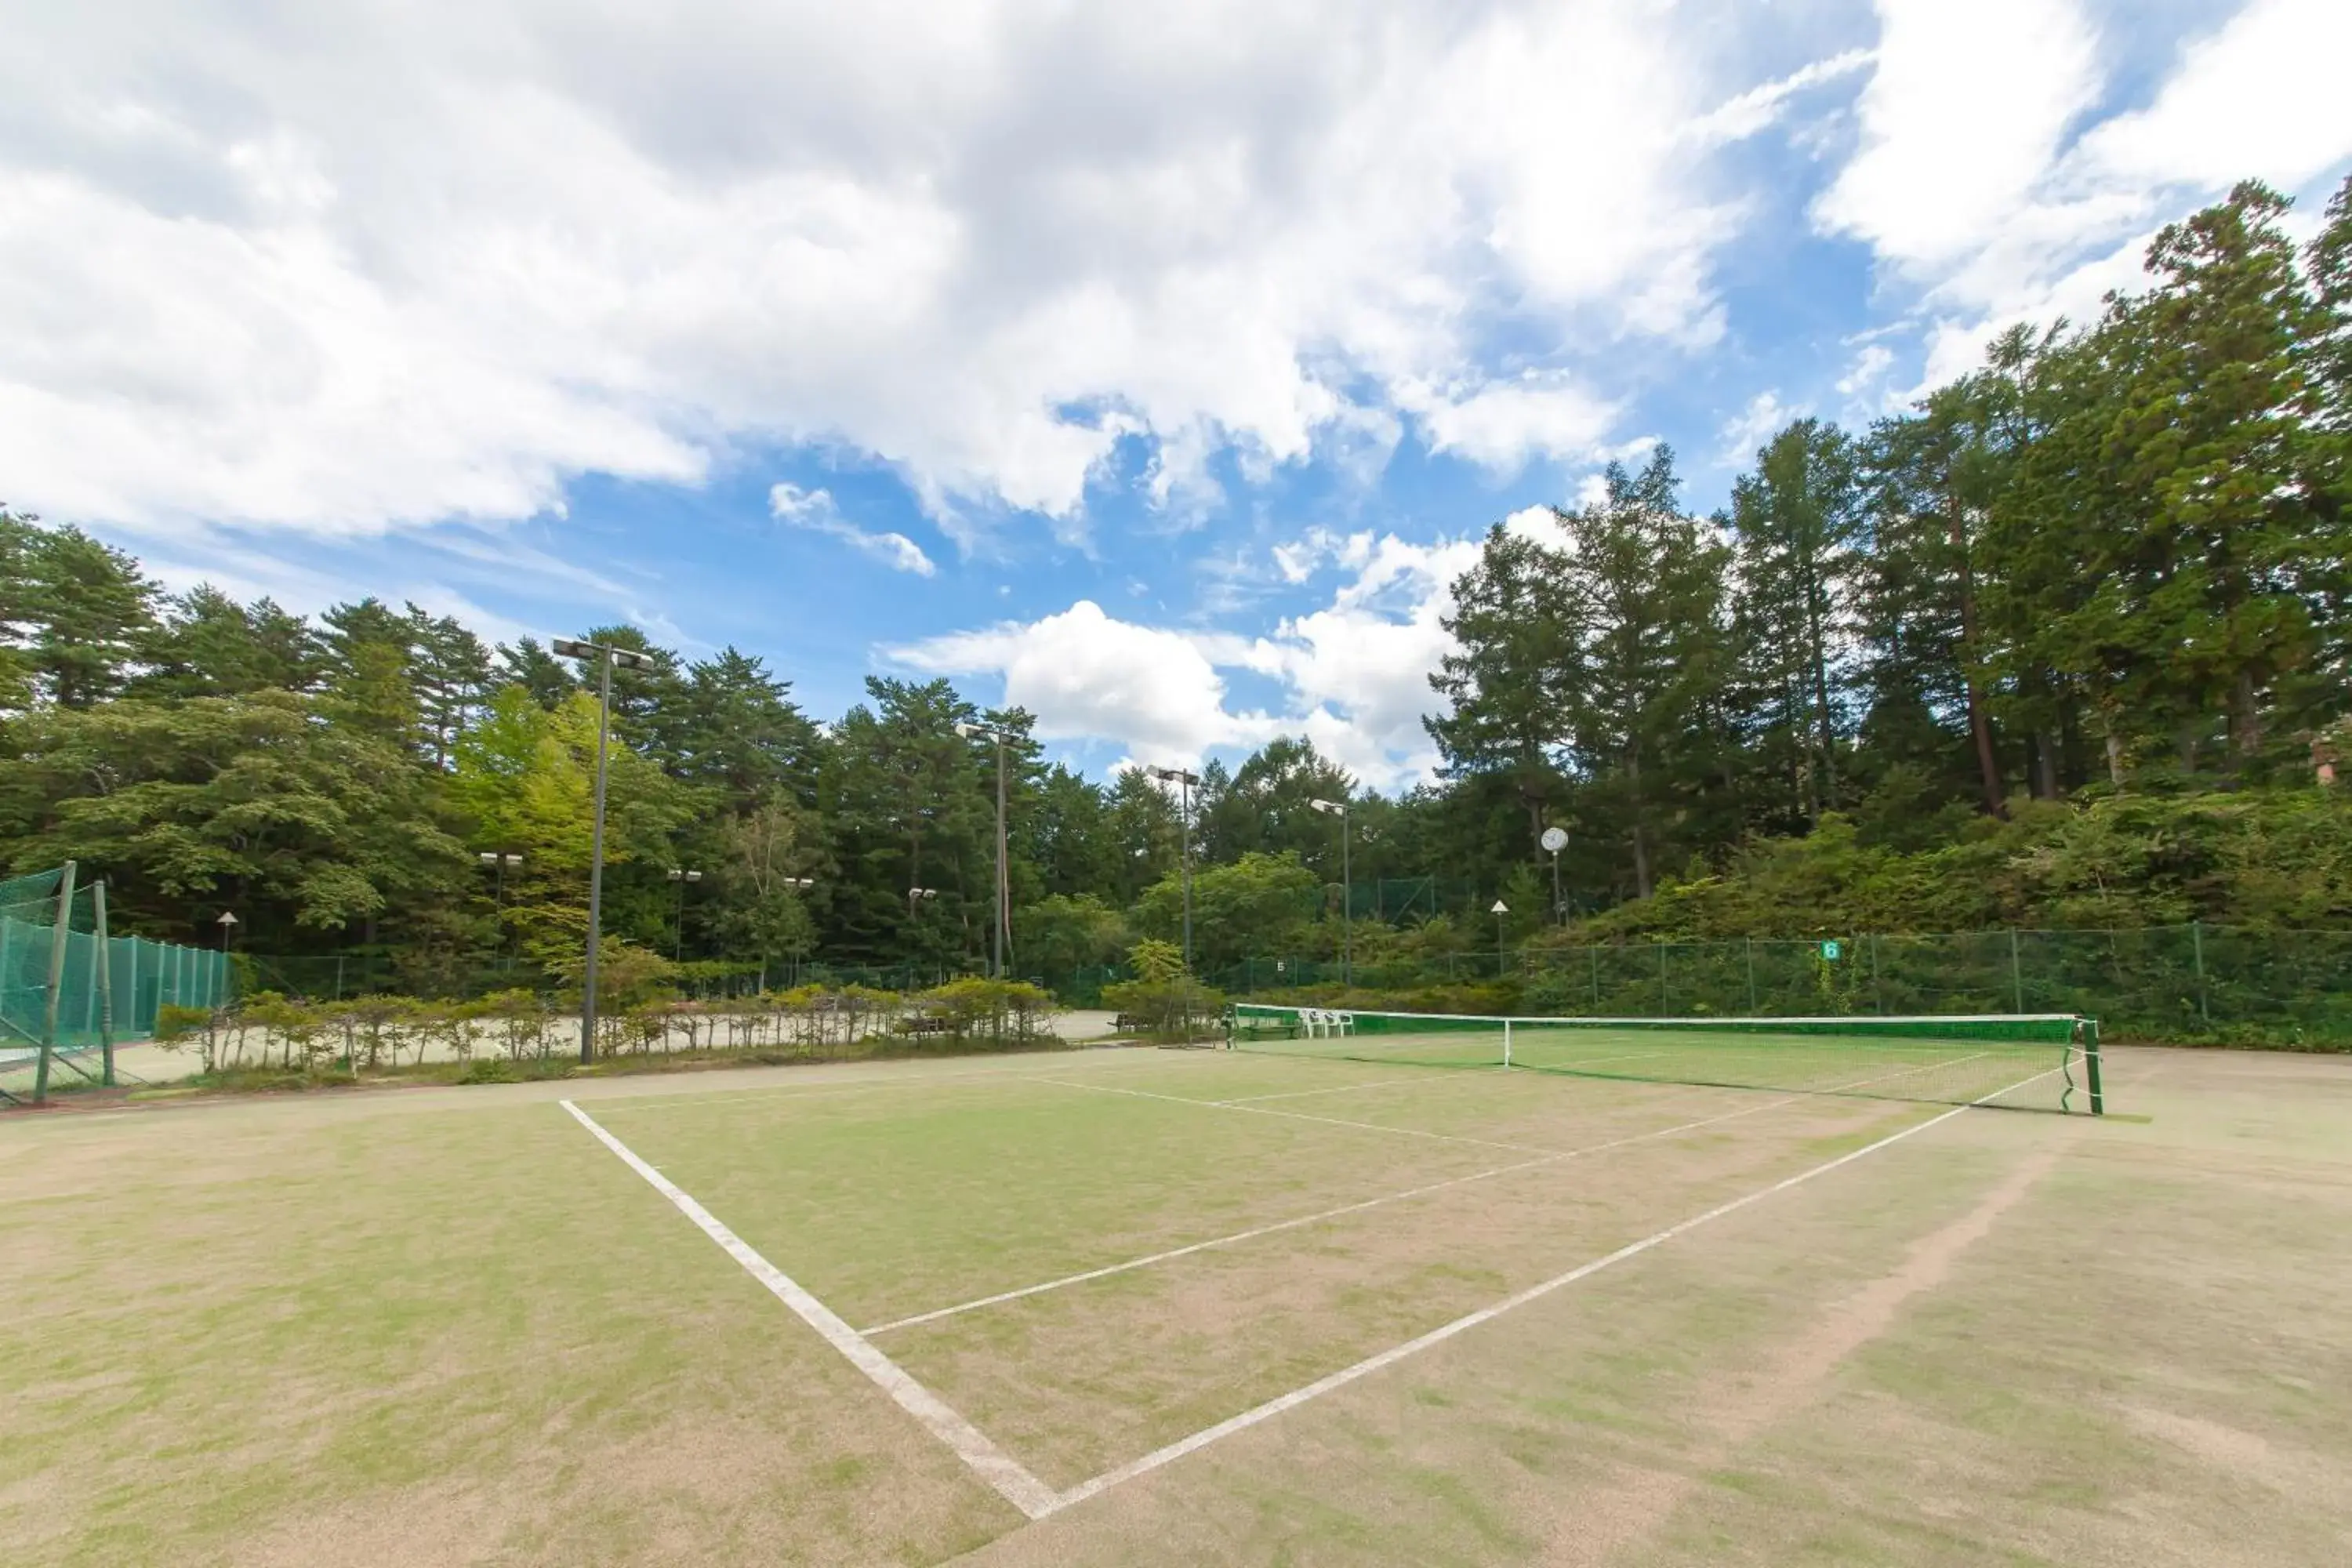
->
1202;925;2352;1047
227;921;2352;1048
2;864;234;1102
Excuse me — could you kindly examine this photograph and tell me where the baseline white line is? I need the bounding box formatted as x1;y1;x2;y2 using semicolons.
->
861;1084;1857;1337
559;1100;1059;1521
1036;1077;1559;1156
1046;1070;2036;1516
586;1050;1178;1115
1217;1076;1453;1105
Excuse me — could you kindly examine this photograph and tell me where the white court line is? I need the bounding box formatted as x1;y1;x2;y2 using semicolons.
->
583;1048;1182;1115
1217;1050;1677;1105
1217;1076;1451;1105
869;1051;1987;1337
1046;1062;2060;1515
1037;1077;1560;1156
559;1100;1060;1521
861;1083;1865;1336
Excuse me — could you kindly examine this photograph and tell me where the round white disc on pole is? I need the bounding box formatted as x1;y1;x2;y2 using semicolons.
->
1540;826;1568;853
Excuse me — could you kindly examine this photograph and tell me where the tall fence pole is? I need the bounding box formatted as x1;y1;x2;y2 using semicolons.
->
2008;929;2024;1014
2191;920;2209;1025
93;880;114;1087
34;861;77;1105
1589;945;1600;1012
1744;937;1758;1014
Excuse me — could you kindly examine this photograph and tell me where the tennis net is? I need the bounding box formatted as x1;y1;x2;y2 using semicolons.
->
1228;1004;2103;1115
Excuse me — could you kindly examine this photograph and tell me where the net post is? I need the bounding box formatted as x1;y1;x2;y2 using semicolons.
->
2082;1017;2104;1116
1503;1018;1512;1069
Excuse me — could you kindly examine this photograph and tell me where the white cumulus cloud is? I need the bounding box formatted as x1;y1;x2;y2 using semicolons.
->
1820;0;2352;396
891;528;1485;786
0;0;1834;543
769;482;935;576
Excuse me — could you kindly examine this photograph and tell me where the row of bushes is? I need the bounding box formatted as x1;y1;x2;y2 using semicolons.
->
152;977;1069;1080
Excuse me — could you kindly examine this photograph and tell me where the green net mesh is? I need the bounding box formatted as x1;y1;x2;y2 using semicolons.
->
1230;1004;2102;1115
1;866;233;1100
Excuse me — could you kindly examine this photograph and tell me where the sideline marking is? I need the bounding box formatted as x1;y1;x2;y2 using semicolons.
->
559;1100;1059;1520
1046;1065;2058;1515
862;1085;1867;1336
1038;1077;1560;1156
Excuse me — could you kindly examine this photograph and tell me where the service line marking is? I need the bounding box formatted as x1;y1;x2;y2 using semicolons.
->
862;1083;1861;1336
560;1100;1060;1521
1044;1060;2063;1516
585;1048;1178;1116
1037;1077;1560;1156
1216;1076;1457;1105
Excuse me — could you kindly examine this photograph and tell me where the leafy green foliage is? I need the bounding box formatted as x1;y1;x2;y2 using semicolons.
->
2;173;2348;1014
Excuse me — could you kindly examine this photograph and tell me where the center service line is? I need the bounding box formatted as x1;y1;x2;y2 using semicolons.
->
559;1099;1060;1521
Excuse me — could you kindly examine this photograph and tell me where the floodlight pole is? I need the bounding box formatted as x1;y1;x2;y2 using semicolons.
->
955;722;1013;979
1310;798;1350;990
667;869;702;962
554;637;651;1063
585;649;613;1059
1148;766;1200;972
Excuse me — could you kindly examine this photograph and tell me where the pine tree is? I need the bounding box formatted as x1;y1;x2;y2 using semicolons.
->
1427;521;1578;855
1864;379;2016;815
1729;418;1864;822
1555;447;1732;898
7;522;158;707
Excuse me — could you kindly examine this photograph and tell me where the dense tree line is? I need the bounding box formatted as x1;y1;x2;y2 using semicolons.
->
1434;178;2352;908
2;179;2347;991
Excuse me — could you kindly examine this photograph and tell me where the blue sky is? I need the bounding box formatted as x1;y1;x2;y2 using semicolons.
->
5;0;2350;788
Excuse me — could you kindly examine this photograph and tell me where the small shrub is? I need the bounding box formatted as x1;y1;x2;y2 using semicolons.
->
909;977;1062;1050
1102;977;1224;1040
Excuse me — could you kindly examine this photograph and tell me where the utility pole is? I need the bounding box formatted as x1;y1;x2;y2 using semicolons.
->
553;637;653;1062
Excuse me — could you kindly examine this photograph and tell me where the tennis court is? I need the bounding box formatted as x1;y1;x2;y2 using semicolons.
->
4;1021;2348;1566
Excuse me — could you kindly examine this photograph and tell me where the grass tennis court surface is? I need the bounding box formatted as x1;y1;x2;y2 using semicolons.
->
5;1044;2349;1565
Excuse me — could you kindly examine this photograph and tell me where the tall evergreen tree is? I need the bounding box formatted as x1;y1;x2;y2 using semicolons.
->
1428;521;1577;855
1555;447;1731;898
138;586;324;699
1729;419;1863;823
2;521;158;707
